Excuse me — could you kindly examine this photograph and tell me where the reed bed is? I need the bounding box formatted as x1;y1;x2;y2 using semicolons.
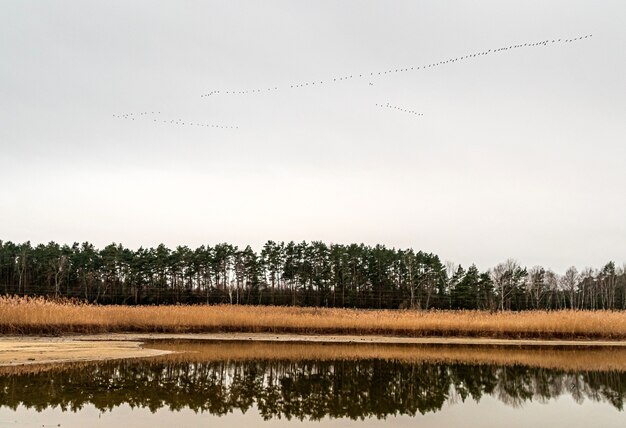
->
1;296;626;339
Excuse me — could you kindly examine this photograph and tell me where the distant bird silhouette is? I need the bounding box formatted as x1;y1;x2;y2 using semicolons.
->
191;32;589;107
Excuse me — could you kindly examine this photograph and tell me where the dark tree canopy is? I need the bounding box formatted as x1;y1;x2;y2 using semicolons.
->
0;240;624;309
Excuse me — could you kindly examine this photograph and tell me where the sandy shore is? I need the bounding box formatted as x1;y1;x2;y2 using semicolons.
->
1;333;626;366
95;332;626;346
0;337;170;367
75;333;626;347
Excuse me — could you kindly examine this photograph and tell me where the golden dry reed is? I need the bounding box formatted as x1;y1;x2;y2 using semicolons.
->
2;296;626;339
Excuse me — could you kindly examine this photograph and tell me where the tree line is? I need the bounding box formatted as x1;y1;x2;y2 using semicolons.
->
0;240;625;310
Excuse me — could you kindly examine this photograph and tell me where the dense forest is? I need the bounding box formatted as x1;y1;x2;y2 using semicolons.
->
0;240;625;310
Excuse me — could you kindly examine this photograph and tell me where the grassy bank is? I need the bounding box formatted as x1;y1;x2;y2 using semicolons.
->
1;297;626;339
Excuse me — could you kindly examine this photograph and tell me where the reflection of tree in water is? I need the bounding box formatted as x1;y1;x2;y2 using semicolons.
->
0;360;624;419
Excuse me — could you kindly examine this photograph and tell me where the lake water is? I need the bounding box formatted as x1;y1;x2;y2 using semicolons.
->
0;341;625;427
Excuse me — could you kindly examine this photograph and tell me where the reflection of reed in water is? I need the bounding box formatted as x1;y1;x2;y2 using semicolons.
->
0;343;625;419
144;340;626;372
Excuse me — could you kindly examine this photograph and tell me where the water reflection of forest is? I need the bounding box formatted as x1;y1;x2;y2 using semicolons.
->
1;343;625;419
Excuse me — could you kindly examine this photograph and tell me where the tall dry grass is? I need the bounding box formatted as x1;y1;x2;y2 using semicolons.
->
1;296;626;339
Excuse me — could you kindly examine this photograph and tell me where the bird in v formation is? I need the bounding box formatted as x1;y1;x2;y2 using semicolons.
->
199;33;592;98
113;111;238;129
114;33;593;129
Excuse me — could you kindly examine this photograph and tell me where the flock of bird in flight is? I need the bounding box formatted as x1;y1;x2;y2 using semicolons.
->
112;111;239;129
115;33;592;130
375;103;424;117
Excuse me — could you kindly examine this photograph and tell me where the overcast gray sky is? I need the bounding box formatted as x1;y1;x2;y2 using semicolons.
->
1;1;625;272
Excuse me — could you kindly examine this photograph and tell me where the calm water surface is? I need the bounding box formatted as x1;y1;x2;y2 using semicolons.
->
1;341;625;427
